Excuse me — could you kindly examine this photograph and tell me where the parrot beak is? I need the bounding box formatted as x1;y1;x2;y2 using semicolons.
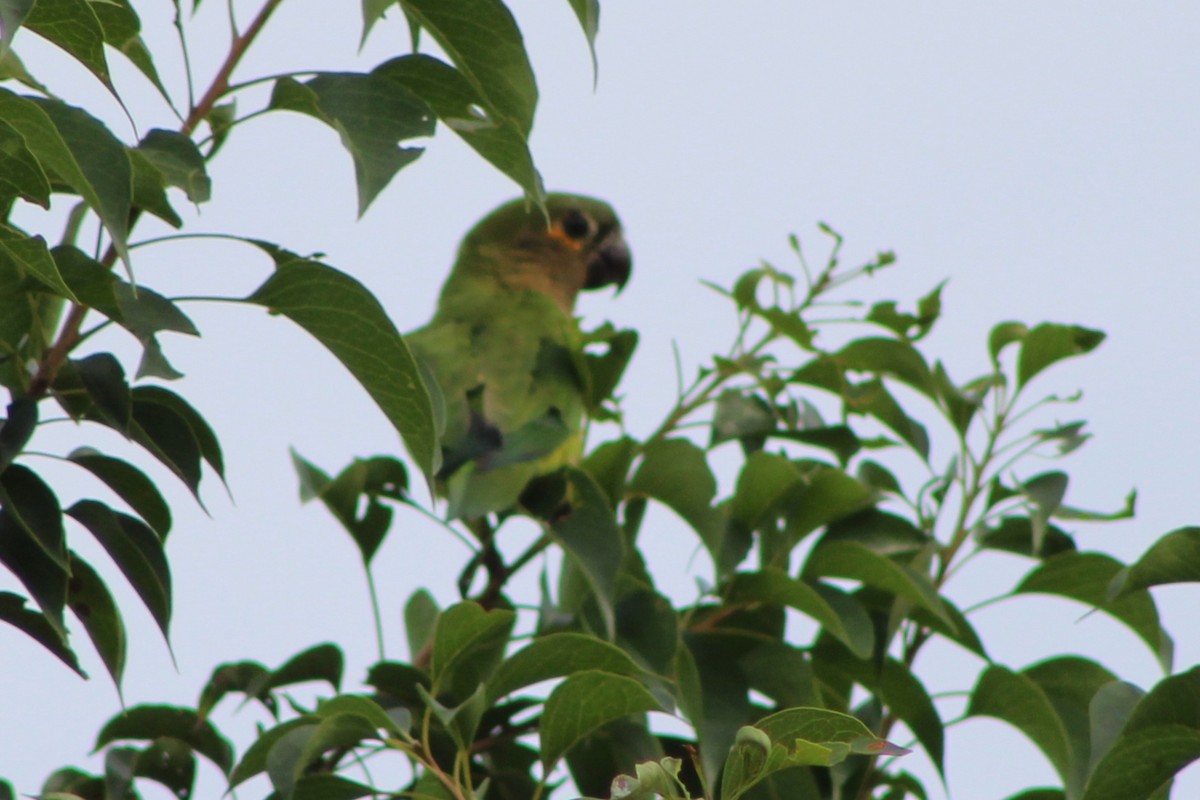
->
584;228;632;293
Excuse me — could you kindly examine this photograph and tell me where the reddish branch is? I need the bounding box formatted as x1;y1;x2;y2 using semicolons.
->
26;0;287;399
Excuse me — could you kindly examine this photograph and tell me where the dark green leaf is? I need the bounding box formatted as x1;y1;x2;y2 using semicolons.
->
128;392;203;496
802;541;948;623
1016;552;1173;671
94;705;234;775
264;643;344;694
1115;526;1200;595
549;467;625;638
582;436;638;508
967;665;1072;782
837;337;936;398
566;0;600;84
1017;323;1105;389
0;397;37;471
784;467;874;542
843;378;930;460
228;719;312;788
29;96;132;273
66;500;171;641
0;119;51;207
430;601;515;701
977;516;1076;560
397;0;537;135
725;570;872;658
730;451;802;531
540;670;662;769
712;390;775;449
197;660;272;719
66;550;126;691
129;148;183;227
88;0;169;99
1080;725;1200;800
629;437;721;544
132;737;195;800
0;507;68;634
0;90;131;275
137;129;210;203
989;321;1028;364
0;462;67;567
0;590;83;675
246;244;439;477
24;0;112;90
404;587;439;661
0;223;76;301
487;632;645;703
133;386;222;478
376;54;543;206
0;0;34;53
74;352;131;432
268;73;433;215
67;450;171;536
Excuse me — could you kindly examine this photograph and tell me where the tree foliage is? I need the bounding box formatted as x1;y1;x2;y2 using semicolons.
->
2;2;1199;800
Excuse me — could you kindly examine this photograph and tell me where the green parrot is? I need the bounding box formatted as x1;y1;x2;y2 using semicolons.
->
405;193;632;520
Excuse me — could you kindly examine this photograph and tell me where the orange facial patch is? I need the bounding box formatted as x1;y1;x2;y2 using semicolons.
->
546;221;586;251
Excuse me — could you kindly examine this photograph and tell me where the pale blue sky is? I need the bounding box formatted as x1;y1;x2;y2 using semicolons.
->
3;2;1199;797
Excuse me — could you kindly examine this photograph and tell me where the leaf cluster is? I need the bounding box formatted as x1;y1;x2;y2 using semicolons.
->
2;4;1200;800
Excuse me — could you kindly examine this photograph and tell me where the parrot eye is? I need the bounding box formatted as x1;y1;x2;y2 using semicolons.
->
559;209;593;241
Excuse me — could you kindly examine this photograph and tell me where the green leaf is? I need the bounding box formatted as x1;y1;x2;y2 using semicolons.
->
129;148;183;227
94;705;234;775
1016;552;1173;671
66;500;171;641
27;95;132;274
802;541;949;623
377;54;544;207
539;670;662;769
0;90;131;277
630;437;721;542
130;737;195;800
398;0;537;135
0;0;34;54
1080;725;1200;800
837;337;936;399
0;397;37;472
88;0;169;96
403;588;439;661
1017;323;1105;389
967;665;1072;782
784;467;874;542
730;451;802;530
292;452;406;566
0;462;68;567
263;643;344;695
990;320;1028;364
24;0;112;90
582;436;638;508
0;119;51;207
0;224;77;301
268;73;434;215
315;694;408;737
66;550;126;691
725;569;872;658
1114;527;1200;595
197;659;272;719
0;590;83;676
1026;658;1122;795
566;0;600;84
722;708;909;800
0;505;68;634
430;601;515;700
127;392;203;497
977;516;1076;560
228;718;312;788
864;284;943;341
550;467;627;638
843;378;930;460
487;632;646;703
245;244;439;477
136;129;211;203
67;450;171;536
74;352;131;432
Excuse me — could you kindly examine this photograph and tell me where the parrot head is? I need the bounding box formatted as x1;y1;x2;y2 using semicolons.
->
455;193;632;313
